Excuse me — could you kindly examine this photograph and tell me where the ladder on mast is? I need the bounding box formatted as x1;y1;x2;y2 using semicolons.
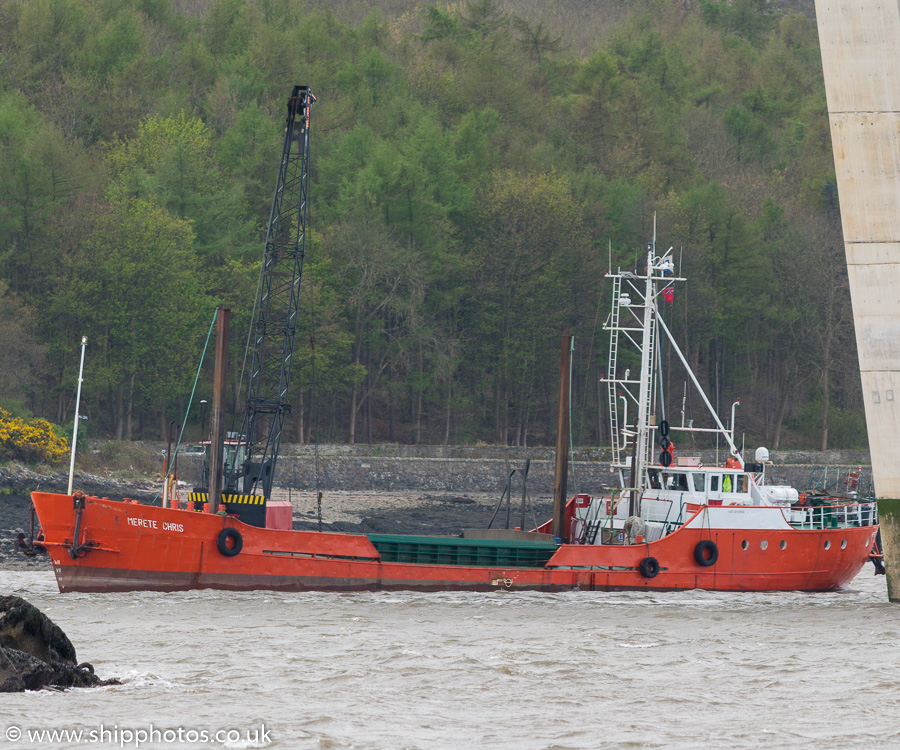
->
607;274;623;468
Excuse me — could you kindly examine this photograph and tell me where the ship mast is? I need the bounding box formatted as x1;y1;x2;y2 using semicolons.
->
633;222;658;504
606;218;680;516
606;221;749;515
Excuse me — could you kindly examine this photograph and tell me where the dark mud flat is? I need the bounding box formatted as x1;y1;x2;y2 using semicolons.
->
0;495;48;570
0;475;158;571
293;494;555;537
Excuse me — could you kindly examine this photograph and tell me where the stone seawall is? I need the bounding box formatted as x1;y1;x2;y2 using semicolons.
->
176;445;873;497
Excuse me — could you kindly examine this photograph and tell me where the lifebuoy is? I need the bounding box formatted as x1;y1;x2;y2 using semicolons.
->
217;527;243;557
694;539;718;567
638;556;660;578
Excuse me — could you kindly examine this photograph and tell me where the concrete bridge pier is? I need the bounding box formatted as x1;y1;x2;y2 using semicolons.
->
815;1;900;599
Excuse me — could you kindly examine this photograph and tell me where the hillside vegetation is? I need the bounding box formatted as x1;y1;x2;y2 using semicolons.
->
0;0;863;450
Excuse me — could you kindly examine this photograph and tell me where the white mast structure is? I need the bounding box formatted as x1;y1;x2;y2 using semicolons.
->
605;221;743;516
66;335;88;496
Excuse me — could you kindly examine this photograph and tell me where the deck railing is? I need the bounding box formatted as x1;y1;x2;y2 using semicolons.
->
787;501;878;530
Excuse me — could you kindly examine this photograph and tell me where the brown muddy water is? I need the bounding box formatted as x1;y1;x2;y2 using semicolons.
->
1;569;898;749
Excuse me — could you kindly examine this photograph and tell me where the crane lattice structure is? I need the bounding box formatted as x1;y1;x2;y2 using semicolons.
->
229;85;315;500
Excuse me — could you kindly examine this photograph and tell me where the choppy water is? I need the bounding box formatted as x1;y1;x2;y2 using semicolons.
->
2;570;899;749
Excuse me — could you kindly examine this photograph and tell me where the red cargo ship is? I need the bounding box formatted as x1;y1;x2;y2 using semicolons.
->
30;91;880;594
32;487;878;593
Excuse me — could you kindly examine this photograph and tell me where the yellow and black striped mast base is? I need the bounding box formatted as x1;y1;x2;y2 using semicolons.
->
188;492;266;506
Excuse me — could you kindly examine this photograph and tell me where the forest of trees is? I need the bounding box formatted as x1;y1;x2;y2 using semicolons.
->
0;0;866;450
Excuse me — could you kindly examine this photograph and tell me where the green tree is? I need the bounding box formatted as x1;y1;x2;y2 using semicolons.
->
51;196;203;439
108;110;254;268
466;170;592;444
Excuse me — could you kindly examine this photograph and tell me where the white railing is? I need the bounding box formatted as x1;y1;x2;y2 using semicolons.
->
787;502;878;530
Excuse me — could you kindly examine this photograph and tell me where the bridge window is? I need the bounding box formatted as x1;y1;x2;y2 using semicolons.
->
663;472;689;491
692;473;705;492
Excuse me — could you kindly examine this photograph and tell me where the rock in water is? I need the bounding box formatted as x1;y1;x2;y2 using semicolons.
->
0;647;25;692
2;648;53;691
0;595;77;664
0;596;118;691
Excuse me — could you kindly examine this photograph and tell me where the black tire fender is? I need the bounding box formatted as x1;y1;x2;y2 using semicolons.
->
638;556;660;579
694;539;718;567
217;527;243;557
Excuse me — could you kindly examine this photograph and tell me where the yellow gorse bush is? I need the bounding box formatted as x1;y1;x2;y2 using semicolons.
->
0;409;68;464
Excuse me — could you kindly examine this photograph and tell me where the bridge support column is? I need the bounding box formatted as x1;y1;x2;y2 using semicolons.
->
877;500;900;602
816;2;900;597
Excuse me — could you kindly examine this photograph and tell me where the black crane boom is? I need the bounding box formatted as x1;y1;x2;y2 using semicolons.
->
231;85;315;501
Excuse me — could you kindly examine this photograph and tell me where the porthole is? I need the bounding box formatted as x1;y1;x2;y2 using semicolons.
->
741;540;749;550
824;540;832;550
779;540;787;550
841;539;847;550
760;540;768;550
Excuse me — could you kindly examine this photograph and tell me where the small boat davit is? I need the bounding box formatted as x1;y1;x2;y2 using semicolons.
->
31;90;880;594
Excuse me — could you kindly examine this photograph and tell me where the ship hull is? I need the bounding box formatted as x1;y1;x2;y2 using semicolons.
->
33;492;878;594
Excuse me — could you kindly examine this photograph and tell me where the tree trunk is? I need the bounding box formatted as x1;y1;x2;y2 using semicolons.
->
125;372;135;441
773;382;792;450
115;383;124;440
348;384;358;444
493;370;501;442
414;346;423;445
127;316;138;441
296;389;304;445
366;378;373;444
349;308;365;444
415;389;422;445
821;361;830;452
443;378;452;446
389;384;395;443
